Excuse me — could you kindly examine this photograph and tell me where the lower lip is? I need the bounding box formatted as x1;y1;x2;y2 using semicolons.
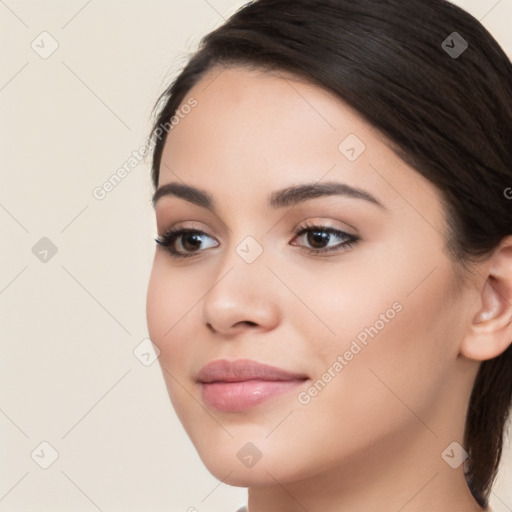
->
200;379;307;412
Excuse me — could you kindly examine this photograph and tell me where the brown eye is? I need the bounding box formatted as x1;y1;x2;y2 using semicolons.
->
291;223;360;256
155;228;219;258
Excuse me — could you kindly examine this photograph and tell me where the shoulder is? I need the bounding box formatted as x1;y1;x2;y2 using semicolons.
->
234;507;247;512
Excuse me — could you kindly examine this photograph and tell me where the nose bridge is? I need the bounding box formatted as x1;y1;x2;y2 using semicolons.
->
201;229;280;332
215;211;270;277
211;231;269;302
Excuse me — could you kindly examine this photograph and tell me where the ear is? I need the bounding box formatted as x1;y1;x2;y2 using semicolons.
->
460;236;512;361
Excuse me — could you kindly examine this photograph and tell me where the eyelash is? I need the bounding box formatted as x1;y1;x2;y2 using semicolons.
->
154;221;360;259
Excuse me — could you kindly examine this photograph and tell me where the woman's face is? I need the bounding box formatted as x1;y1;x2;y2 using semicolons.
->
146;66;480;487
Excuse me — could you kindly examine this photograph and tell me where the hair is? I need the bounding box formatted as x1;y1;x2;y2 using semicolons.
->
148;0;512;507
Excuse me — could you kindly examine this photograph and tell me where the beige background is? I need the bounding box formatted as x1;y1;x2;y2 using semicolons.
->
0;1;511;511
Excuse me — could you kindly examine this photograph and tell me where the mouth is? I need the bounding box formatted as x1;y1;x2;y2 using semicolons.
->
196;359;310;412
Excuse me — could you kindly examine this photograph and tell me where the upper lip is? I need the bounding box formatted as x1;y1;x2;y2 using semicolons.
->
196;359;309;383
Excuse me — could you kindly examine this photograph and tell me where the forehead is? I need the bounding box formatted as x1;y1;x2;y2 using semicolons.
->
158;65;443;224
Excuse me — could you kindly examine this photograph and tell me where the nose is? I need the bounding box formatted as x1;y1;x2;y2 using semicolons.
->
201;242;281;337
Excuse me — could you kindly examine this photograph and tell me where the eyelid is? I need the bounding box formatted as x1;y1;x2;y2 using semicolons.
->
157;218;355;242
157;220;208;234
291;217;357;235
156;219;360;259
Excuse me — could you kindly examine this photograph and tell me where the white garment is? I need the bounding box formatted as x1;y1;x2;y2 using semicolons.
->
236;504;493;511
236;505;493;511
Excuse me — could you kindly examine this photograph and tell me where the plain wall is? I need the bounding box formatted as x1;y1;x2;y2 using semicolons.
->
0;1;511;510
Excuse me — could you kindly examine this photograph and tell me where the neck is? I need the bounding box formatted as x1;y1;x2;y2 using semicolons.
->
247;425;486;512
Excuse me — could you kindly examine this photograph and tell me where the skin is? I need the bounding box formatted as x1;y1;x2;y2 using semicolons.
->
146;66;512;512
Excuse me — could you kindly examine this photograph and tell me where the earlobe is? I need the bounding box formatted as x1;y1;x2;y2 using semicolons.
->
460;237;512;361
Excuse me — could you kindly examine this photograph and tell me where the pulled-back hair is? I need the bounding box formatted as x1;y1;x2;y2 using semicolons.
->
148;1;512;507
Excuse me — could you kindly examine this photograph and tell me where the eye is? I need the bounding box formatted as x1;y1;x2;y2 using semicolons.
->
155;227;218;258
291;221;360;256
155;221;360;259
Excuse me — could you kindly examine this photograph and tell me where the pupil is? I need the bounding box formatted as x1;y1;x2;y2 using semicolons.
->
183;233;202;251
308;231;329;249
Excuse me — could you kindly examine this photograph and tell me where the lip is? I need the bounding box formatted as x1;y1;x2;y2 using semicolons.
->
197;359;309;412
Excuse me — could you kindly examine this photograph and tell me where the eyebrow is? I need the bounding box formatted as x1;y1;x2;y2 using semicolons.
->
152;181;386;211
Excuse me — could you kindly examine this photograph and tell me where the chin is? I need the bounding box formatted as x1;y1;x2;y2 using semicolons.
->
203;460;282;487
191;437;312;488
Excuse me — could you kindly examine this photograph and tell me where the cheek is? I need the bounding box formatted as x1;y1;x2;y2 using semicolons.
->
146;262;200;422
146;255;195;332
146;259;192;363
146;257;220;393
319;261;458;429
146;262;170;344
294;246;459;415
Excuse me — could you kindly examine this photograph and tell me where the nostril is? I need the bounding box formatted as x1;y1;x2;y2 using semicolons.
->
206;320;258;332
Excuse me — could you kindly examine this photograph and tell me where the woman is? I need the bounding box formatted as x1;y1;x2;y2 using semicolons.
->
145;0;512;510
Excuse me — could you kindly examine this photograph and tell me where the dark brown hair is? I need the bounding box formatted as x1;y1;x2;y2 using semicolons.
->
148;0;512;507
